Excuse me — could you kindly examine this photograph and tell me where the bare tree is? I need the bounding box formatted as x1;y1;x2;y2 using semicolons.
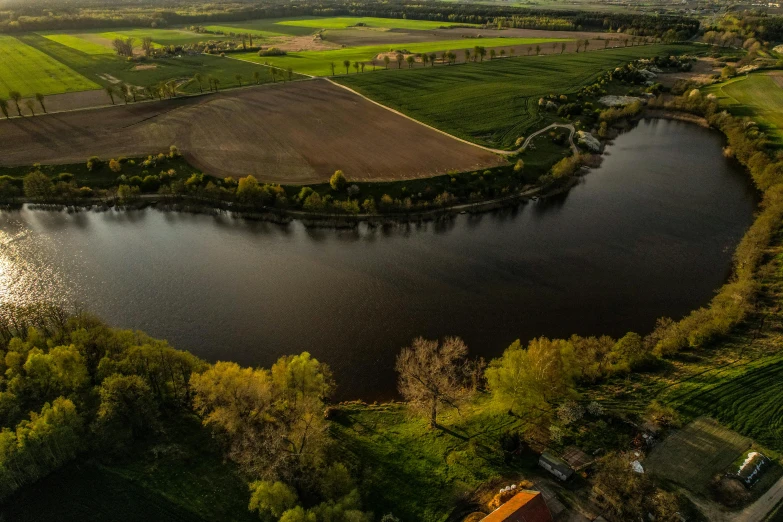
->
9;91;21;115
35;93;46;113
105;85;116;105
396;337;478;428
24;99;35;116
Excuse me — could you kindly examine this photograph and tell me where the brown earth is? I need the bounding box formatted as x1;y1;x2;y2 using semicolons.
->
0;79;504;184
657;57;720;88
15;90;115;114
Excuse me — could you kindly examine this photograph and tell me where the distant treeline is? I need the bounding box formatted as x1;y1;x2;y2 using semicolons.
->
0;0;699;37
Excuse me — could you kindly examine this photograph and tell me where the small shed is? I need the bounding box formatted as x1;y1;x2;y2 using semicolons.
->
483;490;554;522
539;451;573;481
561;446;594;472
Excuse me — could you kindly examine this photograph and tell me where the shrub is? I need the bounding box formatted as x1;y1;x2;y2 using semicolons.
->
86;156;103;171
330;170;347;191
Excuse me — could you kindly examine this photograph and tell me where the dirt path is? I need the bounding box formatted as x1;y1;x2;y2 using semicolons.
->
683;475;783;522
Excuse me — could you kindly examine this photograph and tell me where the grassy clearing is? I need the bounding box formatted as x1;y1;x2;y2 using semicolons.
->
0;34;100;97
331;398;534;522
277;16;480;30
99;28;229;47
235;36;570;77
0;416;255;522
646;418;752;496
18;33;296;93
704;71;783;145
335;44;693;149
40;33;114;55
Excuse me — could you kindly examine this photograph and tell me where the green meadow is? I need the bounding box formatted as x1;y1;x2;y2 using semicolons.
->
335;44;693;149
704;71;783;145
0;34;99;97
276;16;480;30
235;36;570;77
41;33;114;55
201;18;323;37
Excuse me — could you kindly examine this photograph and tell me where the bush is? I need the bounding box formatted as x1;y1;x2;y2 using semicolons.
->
330;170;347;191
86;156;103;171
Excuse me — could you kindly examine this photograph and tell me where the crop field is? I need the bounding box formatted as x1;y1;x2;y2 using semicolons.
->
276;16;480;30
704;71;783;145
0;34;100;97
658;353;783;452
645;418;752;496
40;33;114;55
0;80;504;183
336;44;692;149
100;28;229;47
201;18;323;37
15;34;288;95
235;36;570;77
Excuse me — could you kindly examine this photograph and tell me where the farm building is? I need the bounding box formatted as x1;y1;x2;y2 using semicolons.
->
482;490;553;522
539;451;573;481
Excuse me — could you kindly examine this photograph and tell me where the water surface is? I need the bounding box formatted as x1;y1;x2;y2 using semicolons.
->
0;120;758;400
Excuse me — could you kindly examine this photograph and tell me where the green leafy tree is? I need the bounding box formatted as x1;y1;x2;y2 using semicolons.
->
343;60;350;74
383;56;390;69
248;480;298;519
23;171;54;201
105;85;116;105
405;55;415;68
93;374;158;450
237;174;262;204
330;170;347;191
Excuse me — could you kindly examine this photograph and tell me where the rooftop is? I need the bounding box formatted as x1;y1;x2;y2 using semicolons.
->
482;490;554;522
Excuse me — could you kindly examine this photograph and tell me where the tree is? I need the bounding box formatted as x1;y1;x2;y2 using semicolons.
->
35;93;46;113
343;60;350;74
330;170;347;191
141;36;154;57
269;68;277;83
383;56;390;69
486;337;578;415
9;91;21;115
395;337;477;427
235;74;243;87
429;53;436;66
237;174;262;203
193;73;204;93
352;61;360;74
24;98;35;116
422;53;429;67
464;49;471;62
253;71;261;85
23;170;54;201
105;85;116;105
584;40;591;52
330;62;336;76
561;42;567;54
0;98;8;119
527;46;533;55
93;374;158;450
249;481;298;519
396;53;404;69
535;45;541;55
405;55;415;68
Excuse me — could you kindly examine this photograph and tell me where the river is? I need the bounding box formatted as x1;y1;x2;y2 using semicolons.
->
0;119;759;400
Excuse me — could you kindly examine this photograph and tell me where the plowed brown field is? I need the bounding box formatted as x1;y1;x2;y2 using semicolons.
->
0;79;504;184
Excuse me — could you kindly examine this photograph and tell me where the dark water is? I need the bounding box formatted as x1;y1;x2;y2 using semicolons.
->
0;119;758;400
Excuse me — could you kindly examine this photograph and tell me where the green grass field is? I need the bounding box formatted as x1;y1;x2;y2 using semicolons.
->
334;44;693;149
201;18;324;37
17;33;298;94
235;36;570;77
659;353;783;452
0;34;100;97
276;16;480;30
41;33;114;55
703;71;783;145
100;28;229;47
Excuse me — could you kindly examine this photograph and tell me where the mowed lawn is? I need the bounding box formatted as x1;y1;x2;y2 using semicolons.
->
0;34;99;97
704;71;783;145
276;16;480;30
335;44;693;149
235;36;570;77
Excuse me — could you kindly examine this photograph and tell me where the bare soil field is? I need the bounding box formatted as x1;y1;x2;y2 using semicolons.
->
325;26;634;48
0;80;504;184
25;89;115;113
658;57;720;88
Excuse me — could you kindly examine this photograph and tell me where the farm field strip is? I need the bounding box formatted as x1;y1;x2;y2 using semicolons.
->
704;72;783;144
275;16;481;30
335;44;692;149
0;34;100;97
40;33;114;55
201;25;290;38
234;36;571;77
